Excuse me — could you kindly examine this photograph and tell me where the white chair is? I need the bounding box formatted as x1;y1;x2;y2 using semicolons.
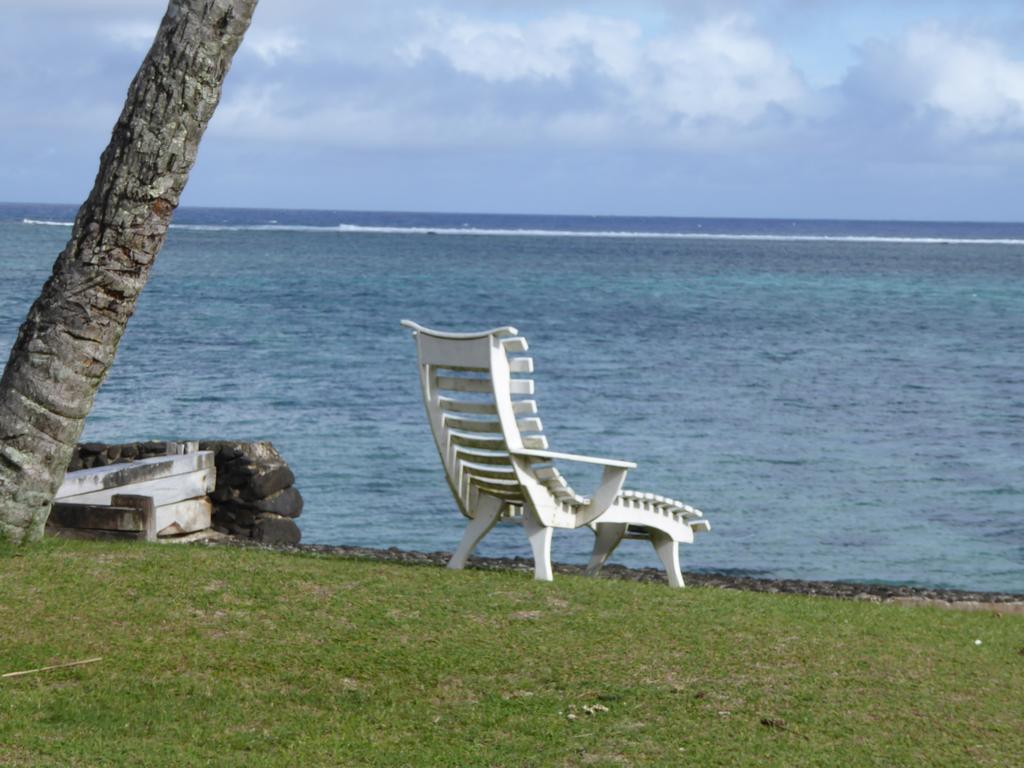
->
400;321;710;587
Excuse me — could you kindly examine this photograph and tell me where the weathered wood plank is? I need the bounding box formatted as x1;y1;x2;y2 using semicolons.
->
49;502;148;532
55;451;214;499
47;493;210;540
55;468;214;508
155;498;211;537
49;494;156;540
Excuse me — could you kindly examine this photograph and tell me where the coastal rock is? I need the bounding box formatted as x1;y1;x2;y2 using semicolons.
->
252;486;303;517
203;539;1024;609
197;441;302;542
253;514;301;545
248;465;295;500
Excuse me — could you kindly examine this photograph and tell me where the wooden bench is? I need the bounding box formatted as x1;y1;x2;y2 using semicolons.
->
51;451;216;539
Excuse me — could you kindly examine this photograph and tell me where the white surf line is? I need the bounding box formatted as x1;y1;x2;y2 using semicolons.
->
22;218;1024;245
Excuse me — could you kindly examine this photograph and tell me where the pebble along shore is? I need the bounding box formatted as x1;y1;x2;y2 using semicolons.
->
203;539;1024;613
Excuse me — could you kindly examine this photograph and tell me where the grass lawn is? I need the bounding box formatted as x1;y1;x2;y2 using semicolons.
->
1;539;1021;767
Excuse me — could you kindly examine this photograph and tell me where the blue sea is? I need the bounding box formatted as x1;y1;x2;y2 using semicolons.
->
2;202;1022;593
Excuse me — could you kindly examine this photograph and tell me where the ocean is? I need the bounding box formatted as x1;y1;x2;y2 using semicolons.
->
1;202;1022;592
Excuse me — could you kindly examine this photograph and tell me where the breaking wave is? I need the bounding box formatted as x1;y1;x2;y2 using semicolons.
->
21;218;1024;245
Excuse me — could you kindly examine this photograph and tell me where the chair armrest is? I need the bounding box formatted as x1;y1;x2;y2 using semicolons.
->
578;466;630;527
509;448;637;470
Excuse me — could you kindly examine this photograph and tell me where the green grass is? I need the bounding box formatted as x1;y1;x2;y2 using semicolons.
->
1;539;1021;767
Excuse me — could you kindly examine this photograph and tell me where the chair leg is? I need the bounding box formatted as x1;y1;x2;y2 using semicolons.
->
448;496;502;570
523;507;554;582
650;531;685;588
585;523;627;577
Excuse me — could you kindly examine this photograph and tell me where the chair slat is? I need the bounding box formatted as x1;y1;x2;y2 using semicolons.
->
450;431;506;449
550;482;585;505
509;379;535;395
436;375;492;393
443;415;503;433
502;337;529;353
460;460;517;479
509;357;534;374
438;396;496;415
512;400;537;415
469;479;524;498
522;435;548;449
454;447;513;466
551;486;577;500
516;417;543;433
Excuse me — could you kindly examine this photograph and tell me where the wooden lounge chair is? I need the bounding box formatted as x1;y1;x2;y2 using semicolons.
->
401;321;710;587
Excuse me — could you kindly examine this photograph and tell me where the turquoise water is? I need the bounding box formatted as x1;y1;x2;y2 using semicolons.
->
2;204;1022;592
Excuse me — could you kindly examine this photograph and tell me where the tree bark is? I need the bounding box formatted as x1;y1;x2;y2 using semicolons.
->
0;0;258;543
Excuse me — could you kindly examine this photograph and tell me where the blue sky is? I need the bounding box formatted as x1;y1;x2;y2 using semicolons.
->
3;0;1024;220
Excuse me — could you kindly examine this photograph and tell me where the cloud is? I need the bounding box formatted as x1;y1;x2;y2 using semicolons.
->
401;12;643;83
9;0;1024;218
850;22;1024;139
899;24;1024;135
395;11;811;146
246;31;303;66
642;15;808;125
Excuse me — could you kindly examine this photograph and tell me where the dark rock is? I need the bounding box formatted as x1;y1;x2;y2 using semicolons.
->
253;514;301;545
227;506;257;527
141;441;167;454
246;465;295;500
252;487;303;517
106;446;121;462
216;445;242;462
120;444;138;461
80;442;105;455
218;462;255;488
210;484;239;503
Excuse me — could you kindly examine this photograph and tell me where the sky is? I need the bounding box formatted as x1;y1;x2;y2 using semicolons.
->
3;0;1024;220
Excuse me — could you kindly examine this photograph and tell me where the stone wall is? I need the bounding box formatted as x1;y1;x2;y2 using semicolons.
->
68;440;302;544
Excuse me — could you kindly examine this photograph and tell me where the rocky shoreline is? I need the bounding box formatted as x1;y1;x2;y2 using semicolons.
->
204;538;1024;613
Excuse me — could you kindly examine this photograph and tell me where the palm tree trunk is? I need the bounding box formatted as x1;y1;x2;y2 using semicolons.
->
0;0;258;543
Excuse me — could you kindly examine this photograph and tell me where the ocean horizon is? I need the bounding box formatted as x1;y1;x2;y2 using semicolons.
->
13;200;1024;244
1;201;1022;593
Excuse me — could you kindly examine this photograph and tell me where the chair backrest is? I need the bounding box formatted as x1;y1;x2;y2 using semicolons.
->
401;320;561;519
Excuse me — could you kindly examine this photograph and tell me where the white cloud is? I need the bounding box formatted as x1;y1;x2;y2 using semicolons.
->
643;15;806;124
246;31;302;66
899;23;1024;135
401;12;642;83
398;11;811;145
846;22;1024;144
